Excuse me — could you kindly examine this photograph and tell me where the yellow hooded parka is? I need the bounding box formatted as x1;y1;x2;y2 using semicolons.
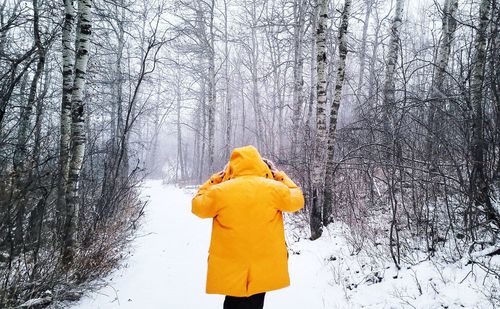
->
192;145;304;297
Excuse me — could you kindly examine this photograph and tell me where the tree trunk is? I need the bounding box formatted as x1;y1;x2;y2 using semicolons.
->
356;0;373;97
12;0;46;254
62;0;92;266
367;9;381;107
196;7;207;181
426;0;458;169
305;0;318;167
310;0;329;240
383;0;403;133
207;0;216;172
57;0;76;229
223;0;231;160
383;0;404;270
291;0;306;158
490;2;500;223
176;72;185;181
469;0;498;227
250;20;264;152
322;0;352;226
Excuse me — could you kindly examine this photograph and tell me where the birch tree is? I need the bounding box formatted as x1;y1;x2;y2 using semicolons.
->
207;0;216;173
223;0;232;159
469;0;499;227
62;0;92;265
291;0;306;158
57;0;76;227
0;0;168;305
490;0;500;223
356;0;373;97
247;0;265;152
383;0;403;133
310;0;329;240
426;0;458;168
322;0;351;225
382;0;404;269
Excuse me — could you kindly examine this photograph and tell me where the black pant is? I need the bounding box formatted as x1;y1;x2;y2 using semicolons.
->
223;292;265;309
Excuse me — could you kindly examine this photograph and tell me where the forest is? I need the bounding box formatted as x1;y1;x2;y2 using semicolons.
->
0;0;499;306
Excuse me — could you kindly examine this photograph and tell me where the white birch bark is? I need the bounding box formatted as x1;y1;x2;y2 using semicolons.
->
62;0;92;265
431;0;458;99
382;0;403;137
57;0;75;223
383;0;404;269
291;0;306;158
305;0;318;143
310;0;329;240
356;0;373;97
322;0;352;225
426;0;458;166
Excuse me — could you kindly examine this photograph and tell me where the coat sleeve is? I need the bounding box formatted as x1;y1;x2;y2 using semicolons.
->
273;171;304;213
191;173;223;218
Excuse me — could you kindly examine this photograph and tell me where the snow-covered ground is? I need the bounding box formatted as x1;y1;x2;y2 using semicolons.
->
73;180;499;309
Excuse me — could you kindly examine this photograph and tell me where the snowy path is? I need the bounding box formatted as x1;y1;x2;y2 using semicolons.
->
73;180;343;309
73;180;498;308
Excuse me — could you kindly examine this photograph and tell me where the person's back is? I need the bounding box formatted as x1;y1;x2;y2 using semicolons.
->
192;145;304;308
207;176;291;296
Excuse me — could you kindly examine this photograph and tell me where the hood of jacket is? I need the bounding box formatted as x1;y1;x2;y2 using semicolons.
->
222;145;272;180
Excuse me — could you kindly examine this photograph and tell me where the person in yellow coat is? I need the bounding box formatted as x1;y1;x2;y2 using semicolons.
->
192;145;304;309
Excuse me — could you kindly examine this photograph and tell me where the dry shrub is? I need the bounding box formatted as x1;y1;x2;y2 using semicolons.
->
73;194;145;284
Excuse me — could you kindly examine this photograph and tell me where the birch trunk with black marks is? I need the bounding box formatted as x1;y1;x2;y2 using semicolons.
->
57;0;76;225
322;0;351;225
383;0;403;132
426;0;458;169
383;0;404;270
62;0;92;265
304;0;318;161
310;0;328;240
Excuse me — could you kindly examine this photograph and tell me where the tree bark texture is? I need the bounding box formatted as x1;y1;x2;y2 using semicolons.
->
323;0;352;225
291;0;306;158
310;0;329;240
469;0;499;226
57;0;76;227
426;0;458;167
63;0;92;265
383;0;404;270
